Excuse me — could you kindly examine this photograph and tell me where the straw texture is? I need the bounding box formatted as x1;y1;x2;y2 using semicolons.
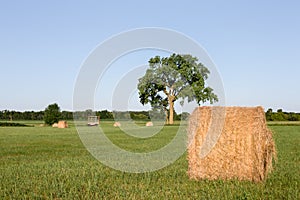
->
187;106;276;182
57;120;68;128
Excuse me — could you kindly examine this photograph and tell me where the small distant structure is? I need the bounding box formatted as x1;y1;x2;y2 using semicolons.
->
113;122;121;127
87;116;100;126
58;120;68;128
146;121;153;127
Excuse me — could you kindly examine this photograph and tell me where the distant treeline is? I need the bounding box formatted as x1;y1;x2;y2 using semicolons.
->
1;108;299;121
265;109;300;121
0;110;72;121
0;109;190;121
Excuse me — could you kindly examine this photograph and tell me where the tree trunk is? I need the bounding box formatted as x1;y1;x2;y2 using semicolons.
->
164;109;169;124
169;99;174;125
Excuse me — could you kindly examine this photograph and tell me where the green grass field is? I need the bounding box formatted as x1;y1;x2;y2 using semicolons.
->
0;121;299;199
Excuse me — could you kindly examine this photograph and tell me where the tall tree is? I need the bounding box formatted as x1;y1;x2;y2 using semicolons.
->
44;103;61;125
138;54;218;124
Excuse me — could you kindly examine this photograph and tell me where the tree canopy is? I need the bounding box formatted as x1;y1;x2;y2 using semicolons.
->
44;103;61;125
138;53;218;124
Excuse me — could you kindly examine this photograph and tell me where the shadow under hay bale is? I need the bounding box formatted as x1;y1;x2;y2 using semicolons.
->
187;106;276;182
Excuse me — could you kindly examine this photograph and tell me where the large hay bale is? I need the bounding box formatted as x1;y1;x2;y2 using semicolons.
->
187;106;276;182
57;120;68;128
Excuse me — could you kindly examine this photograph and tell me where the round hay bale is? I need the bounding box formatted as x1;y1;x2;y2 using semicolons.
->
113;122;121;127
187;106;276;182
145;121;153;127
52;123;58;128
58;120;68;128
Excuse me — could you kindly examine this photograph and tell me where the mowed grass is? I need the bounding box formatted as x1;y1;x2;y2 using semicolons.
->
0;121;299;199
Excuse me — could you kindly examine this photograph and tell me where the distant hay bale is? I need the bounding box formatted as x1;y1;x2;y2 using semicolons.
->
146;121;153;127
57;120;68;128
52;123;58;128
187;106;276;182
113;122;121;127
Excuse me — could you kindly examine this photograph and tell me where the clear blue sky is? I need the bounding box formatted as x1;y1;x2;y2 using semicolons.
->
0;0;299;112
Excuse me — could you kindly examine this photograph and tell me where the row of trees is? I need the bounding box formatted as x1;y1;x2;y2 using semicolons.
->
265;108;300;121
1;106;299;123
0;104;190;124
0;109;73;121
0;110;44;121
